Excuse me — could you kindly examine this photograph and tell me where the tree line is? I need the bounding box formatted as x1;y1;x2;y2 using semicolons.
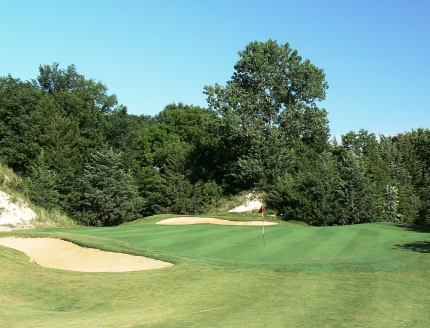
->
0;40;428;226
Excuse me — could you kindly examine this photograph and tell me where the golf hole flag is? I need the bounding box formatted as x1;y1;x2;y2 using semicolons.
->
259;206;265;246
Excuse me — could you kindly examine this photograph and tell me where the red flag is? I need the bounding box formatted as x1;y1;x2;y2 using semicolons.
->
259;206;264;214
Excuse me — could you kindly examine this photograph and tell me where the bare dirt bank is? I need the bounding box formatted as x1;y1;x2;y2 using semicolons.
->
0;237;173;272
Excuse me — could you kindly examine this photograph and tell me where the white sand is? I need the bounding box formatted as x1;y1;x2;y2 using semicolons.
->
228;193;263;213
0;190;36;228
0;237;173;272
156;217;277;226
228;199;263;213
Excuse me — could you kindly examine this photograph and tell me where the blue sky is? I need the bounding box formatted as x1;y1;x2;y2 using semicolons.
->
0;0;429;136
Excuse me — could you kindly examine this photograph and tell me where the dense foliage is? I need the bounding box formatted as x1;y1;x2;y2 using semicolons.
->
0;40;428;225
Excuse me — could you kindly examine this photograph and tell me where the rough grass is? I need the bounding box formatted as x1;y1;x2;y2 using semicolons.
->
1;215;429;327
31;207;77;228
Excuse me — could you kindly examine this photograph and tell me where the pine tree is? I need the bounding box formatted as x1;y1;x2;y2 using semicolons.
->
339;150;381;224
73;148;142;226
26;152;60;209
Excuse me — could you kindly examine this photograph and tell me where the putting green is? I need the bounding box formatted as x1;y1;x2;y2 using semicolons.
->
1;215;429;327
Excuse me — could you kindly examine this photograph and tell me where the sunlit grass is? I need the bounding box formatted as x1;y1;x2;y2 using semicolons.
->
1;215;429;327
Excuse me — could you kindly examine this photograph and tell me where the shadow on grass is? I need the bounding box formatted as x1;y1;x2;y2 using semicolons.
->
396;241;430;253
393;223;430;233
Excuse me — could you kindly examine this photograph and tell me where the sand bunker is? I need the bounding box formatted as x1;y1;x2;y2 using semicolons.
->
0;237;173;272
157;217;278;226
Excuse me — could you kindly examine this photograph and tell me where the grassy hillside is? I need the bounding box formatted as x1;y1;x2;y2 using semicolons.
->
1;216;429;327
0;163;75;228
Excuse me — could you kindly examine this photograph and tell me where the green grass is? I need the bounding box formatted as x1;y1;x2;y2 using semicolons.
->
1;214;429;327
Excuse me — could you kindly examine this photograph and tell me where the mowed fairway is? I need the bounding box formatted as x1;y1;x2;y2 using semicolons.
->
1;215;429;327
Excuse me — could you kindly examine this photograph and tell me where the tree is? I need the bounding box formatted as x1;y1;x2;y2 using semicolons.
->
105;107;151;172
34;63;118;158
204;40;329;188
151;169;222;215
338;150;381;224
266;151;344;225
35;63;117;112
395;129;430;223
72;148;142;226
26;151;60;209
31;95;81;199
2;61;428;227
383;185;402;222
0;76;41;172
154;103;224;182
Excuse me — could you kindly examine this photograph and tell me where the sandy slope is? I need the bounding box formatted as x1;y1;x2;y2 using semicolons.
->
0;190;36;227
228;193;263;213
0;237;173;272
156;217;277;226
228;199;263;213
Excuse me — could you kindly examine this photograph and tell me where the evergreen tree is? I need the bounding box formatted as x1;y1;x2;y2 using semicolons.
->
266;151;344;225
72;148;142;226
338;150;381;224
26;152;60;209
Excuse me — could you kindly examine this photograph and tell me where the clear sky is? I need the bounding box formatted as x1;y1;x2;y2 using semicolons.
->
1;0;429;136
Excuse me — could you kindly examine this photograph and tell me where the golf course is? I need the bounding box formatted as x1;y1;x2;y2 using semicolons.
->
1;1;429;327
1;214;429;327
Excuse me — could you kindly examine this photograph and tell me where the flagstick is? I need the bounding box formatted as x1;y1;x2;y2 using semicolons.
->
261;209;266;247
